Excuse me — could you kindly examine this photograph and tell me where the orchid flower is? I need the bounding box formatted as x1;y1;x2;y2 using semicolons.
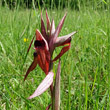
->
24;10;76;109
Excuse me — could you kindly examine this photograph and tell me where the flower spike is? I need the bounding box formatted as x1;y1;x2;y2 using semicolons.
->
24;11;77;110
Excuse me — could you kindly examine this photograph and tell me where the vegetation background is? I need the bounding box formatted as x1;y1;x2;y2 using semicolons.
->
0;0;110;110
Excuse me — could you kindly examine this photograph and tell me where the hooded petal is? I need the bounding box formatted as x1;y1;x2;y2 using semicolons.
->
35;29;49;50
35;30;50;74
52;37;71;62
28;72;54;99
41;12;47;39
24;54;37;81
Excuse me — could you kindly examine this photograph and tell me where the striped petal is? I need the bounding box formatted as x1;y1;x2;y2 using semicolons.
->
49;13;67;54
53;13;67;41
28;72;54;99
55;31;77;47
50;19;55;37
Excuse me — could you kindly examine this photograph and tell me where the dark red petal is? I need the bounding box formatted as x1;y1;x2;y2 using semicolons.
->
28;72;54;99
46;10;51;32
37;49;50;74
53;13;67;41
35;30;50;74
49;13;67;54
41;12;47;39
24;56;37;81
52;43;71;62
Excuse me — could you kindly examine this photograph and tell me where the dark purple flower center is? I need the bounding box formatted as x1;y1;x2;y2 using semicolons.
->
34;40;45;47
33;52;37;57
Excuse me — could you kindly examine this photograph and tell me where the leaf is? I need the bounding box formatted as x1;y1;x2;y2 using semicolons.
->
28;72;54;99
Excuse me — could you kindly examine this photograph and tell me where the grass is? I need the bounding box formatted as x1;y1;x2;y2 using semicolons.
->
0;6;110;110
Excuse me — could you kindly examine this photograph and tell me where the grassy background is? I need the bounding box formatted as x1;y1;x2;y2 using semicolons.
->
0;2;110;110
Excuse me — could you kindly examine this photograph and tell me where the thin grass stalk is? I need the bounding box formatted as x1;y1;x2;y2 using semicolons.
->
67;56;73;110
107;0;110;109
21;10;32;71
51;0;54;10
37;0;41;11
84;67;88;110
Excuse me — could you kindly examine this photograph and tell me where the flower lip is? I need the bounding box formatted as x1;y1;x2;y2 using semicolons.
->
34;40;45;48
33;52;37;57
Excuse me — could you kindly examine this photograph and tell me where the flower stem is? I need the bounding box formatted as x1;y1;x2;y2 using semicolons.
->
49;61;54;109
